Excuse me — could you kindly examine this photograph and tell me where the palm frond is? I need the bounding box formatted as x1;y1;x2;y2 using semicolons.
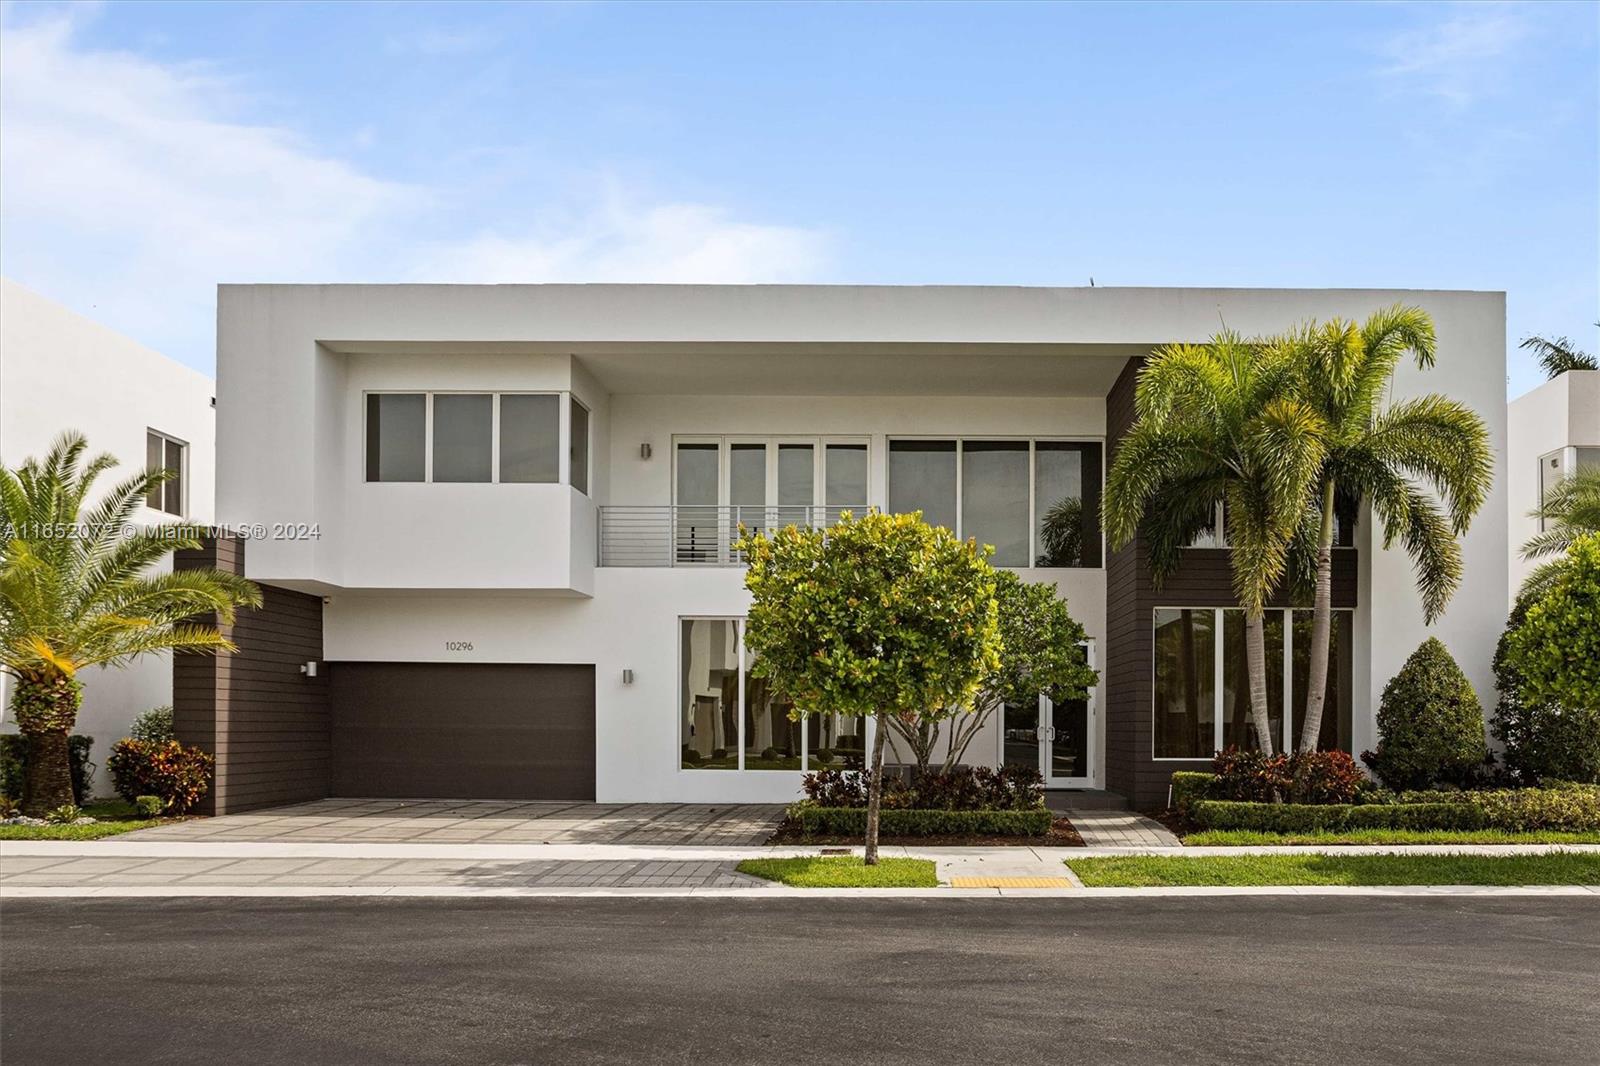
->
1520;334;1598;379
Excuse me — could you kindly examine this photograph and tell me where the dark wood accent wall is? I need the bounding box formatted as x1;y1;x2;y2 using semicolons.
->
1103;358;1358;808
173;537;330;814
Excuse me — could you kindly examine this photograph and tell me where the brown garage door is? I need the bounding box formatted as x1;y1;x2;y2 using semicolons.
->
330;663;595;800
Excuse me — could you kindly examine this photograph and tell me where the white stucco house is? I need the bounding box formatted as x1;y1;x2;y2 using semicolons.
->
182;283;1508;813
1507;368;1599;598
0;279;217;794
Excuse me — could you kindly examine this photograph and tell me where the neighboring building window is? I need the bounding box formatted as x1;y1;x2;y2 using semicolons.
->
145;430;187;515
888;438;1104;568
1538;450;1565;531
1154;606;1354;759
432;394;492;483
366;393;426;482
570;397;590;495
1187;498;1356;549
679;617;864;772
499;394;560;483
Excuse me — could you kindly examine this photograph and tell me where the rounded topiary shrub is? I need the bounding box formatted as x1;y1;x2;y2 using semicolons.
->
1493;593;1600;785
1364;637;1488;791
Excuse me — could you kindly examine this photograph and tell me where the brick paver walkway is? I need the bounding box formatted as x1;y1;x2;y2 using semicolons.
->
124;799;787;846
1062;808;1182;847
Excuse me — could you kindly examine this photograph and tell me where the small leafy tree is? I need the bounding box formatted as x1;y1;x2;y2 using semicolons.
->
0;433;261;814
1504;533;1600;713
883;569;1097;778
1363;637;1488;791
737;511;1000;864
1493;591;1600;785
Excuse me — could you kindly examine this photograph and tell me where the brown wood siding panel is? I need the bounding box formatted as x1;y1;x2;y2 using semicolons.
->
329;663;596;801
173;535;330;814
1102;359;1360;808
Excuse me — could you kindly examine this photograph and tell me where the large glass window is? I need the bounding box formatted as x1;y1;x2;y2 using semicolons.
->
569;398;590;495
962;440;1030;567
1034;441;1102;567
432;394;492;483
680;619;739;769
1153;609;1217;759
499;394;560;483
1223;611;1284;751
807;713;865;770
744;647;801;771
889;440;958;533
776;443;815;528
675;443;720;563
365;393;426;483
1155;606;1355;758
1292;610;1354;754
144;430;187;515
825;443;869;516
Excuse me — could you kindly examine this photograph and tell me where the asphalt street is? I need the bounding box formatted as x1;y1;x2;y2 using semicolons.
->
2;896;1596;1065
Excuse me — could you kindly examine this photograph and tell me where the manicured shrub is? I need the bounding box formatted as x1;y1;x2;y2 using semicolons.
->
128;705;176;743
1397;784;1600;832
0;735;96;805
1210;747;1290;802
106;739;213;814
1208;748;1364;805
135;795;164;817
799;765;1044;812
792;803;1052;837
1287;750;1365;805
760;747;779;761
710;748;728;760
1169;771;1216;816
1504;534;1600;711
1191;799;1487;833
813;748;835;765
45;804;85;825
1363;638;1488;791
1493;594;1600;785
681;748;706;766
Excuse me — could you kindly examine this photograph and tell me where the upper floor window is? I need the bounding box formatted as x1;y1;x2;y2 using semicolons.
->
570;398;590;495
145;430;186;516
1186;498;1357;549
365;391;572;487
887;438;1103;568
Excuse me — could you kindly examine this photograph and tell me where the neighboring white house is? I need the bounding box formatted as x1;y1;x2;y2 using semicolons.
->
0;278;216;795
1507;369;1600;598
194;284;1508;813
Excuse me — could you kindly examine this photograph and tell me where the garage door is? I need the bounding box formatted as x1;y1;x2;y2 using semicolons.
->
330;663;595;800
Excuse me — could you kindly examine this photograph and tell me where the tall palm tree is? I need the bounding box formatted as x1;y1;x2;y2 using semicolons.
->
1519;467;1600;600
1282;306;1492;752
1;433;261;814
1106;333;1326;756
1521;334;1597;379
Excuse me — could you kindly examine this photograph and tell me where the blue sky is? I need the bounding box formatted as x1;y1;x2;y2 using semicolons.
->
2;1;1595;397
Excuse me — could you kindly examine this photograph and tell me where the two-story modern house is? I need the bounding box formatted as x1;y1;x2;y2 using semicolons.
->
1507;368;1598;598
180;284;1508;813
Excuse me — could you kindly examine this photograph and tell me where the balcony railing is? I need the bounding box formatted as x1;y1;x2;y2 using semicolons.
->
598;504;862;566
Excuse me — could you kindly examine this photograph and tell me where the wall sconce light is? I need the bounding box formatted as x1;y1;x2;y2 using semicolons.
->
640;443;653;460
300;661;320;678
622;669;635;685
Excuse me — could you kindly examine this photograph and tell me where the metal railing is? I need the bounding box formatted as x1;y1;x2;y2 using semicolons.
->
598;504;865;566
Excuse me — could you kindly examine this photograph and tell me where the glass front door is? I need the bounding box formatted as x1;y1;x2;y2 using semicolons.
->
1000;643;1096;788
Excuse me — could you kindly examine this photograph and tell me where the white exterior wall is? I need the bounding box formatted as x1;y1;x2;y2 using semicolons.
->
1;279;216;794
1507;370;1600;597
218;284;1506;803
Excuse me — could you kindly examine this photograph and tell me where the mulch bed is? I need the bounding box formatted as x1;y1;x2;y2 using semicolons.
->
767;815;1085;848
1143;808;1191;838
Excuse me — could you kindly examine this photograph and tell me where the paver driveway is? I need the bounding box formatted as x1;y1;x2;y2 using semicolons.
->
123;798;787;845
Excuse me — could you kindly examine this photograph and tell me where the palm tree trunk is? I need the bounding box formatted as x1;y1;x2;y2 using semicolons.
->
1245;612;1275;757
22;732;76;816
864;713;888;866
14;672;82;817
1298;479;1337;752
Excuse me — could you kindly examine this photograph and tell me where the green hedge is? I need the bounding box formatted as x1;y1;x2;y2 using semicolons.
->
1170;772;1216;816
0;735;96;805
1397;785;1600;832
1192;799;1488;833
793;805;1052;837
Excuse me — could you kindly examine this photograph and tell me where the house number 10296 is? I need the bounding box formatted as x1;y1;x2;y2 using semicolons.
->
444;641;474;652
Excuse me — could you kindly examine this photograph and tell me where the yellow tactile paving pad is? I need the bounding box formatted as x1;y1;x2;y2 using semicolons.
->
947;876;1075;889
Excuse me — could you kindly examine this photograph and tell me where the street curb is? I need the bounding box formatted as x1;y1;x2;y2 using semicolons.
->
3;884;1598;901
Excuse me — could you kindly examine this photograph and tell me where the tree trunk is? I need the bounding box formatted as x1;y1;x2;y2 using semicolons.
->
863;713;888;866
22;732;76;816
1245;612;1275;757
1298;479;1337;752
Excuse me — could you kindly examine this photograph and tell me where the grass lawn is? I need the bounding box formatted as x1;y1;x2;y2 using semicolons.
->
0;800;167;841
1067;852;1600;887
737;856;939;888
1185;828;1600;847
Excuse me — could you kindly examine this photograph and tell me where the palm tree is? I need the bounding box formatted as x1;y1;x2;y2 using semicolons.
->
1105;332;1326;756
1;433;261;814
1282;306;1492;752
1521;334;1597;379
1519;467;1600;600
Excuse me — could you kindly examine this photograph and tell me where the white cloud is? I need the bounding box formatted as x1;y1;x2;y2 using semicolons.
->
0;9;831;371
1376;3;1534;105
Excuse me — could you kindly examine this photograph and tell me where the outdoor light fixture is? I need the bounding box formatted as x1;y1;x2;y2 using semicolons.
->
622;669;635;684
300;661;319;678
640;443;653;460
